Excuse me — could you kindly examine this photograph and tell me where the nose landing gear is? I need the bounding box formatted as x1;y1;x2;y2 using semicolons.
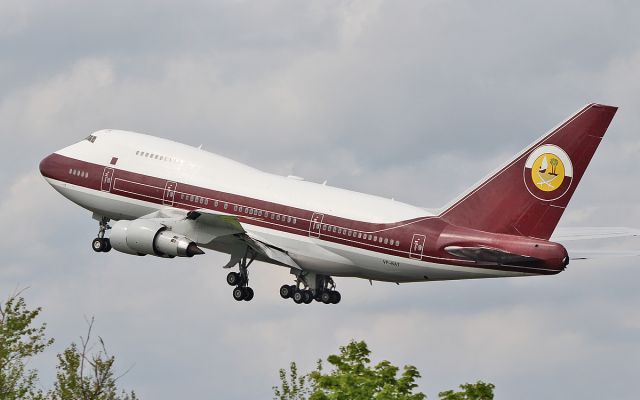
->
92;216;111;253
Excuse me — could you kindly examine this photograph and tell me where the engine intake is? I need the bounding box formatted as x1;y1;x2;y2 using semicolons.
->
110;219;204;257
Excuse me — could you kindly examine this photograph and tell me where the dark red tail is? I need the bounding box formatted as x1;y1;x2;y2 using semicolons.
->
439;103;618;239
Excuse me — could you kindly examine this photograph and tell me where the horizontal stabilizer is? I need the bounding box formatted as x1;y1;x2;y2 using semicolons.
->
551;227;640;242
445;245;540;266
569;250;640;260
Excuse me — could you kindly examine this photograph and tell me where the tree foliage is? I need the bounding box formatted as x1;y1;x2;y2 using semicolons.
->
438;381;495;400
274;340;426;400
0;292;54;400
308;340;425;400
273;361;311;400
1;292;137;400
49;318;138;400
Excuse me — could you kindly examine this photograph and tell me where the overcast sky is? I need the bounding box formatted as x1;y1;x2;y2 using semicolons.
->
1;1;640;399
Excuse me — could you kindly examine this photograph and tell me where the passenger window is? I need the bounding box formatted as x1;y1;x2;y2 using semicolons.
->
258;210;262;217
293;218;297;224
224;203;228;210
145;153;149;157
332;226;337;233
368;235;373;240
358;232;362;238
287;216;291;223
379;237;384;243
338;228;342;234
214;200;219;207
395;240;400;246
276;215;281;221
384;238;389;244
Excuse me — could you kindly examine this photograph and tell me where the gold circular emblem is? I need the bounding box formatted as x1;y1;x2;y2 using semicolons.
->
530;153;565;192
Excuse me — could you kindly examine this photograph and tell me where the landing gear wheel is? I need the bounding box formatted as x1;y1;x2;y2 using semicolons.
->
243;287;254;301
232;287;245;301
302;290;313;304
103;238;111;252
321;291;332;304
292;291;304;304
227;272;242;286
92;238;107;253
280;285;293;299
330;291;341;304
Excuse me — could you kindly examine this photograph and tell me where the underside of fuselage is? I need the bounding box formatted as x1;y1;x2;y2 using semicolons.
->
45;176;528;284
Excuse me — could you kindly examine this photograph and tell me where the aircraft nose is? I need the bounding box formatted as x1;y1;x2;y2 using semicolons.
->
39;153;56;179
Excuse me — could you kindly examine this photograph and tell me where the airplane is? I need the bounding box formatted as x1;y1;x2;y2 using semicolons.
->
39;103;636;304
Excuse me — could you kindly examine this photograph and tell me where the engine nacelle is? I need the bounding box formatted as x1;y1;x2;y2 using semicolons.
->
110;219;204;257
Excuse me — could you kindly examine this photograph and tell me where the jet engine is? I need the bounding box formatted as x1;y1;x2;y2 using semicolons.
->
110;219;204;258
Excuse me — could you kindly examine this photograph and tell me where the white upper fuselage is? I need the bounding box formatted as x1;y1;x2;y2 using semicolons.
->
60;130;430;223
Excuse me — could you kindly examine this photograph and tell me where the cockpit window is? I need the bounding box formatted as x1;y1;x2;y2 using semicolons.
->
85;135;97;143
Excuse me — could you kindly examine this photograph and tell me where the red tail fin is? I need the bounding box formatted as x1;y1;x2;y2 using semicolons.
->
439;103;617;239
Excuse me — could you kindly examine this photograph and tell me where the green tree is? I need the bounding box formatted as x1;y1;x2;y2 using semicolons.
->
438;381;495;400
273;361;312;400
49;318;137;400
0;292;54;400
308;340;426;400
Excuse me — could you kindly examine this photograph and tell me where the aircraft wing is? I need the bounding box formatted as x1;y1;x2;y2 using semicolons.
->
187;209;301;270
551;227;640;241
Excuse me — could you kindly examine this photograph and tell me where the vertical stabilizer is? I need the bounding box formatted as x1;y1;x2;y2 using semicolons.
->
439;103;617;239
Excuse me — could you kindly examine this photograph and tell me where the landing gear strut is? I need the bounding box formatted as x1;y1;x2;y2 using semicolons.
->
279;273;341;305
226;246;256;301
92;216;111;253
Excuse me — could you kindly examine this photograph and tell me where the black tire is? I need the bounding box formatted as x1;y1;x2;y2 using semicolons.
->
280;285;292;299
92;238;104;253
227;272;241;286
331;291;341;304
232;287;245;301
321;291;332;304
243;287;254;301
292;291;304;304
103;238;112;252
302;290;313;304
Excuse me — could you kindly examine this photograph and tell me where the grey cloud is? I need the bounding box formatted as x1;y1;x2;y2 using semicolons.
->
2;0;640;399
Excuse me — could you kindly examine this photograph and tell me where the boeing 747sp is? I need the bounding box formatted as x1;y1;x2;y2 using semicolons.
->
40;103;635;304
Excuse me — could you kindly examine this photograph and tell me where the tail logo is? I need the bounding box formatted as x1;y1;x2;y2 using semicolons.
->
524;144;573;201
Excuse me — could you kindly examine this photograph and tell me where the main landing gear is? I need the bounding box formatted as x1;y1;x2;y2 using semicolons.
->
225;246;256;302
279;273;341;305
92;216;111;253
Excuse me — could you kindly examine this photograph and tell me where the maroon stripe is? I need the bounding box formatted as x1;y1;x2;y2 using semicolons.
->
41;153;555;276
